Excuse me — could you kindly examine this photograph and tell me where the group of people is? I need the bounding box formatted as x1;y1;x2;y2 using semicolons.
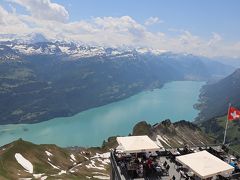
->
229;160;240;173
115;151;170;179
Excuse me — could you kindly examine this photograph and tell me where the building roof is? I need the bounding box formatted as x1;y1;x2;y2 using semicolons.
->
116;135;160;153
176;150;234;179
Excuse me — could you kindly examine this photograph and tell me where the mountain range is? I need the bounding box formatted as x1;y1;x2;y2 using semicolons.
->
0;34;239;179
0;35;235;124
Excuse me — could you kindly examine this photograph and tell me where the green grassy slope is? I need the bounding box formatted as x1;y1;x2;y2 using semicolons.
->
0;139;111;180
199;116;240;154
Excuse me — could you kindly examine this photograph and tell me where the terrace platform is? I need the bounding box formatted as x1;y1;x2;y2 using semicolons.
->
110;136;240;180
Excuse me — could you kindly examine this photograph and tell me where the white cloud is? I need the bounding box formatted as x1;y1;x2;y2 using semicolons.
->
144;17;163;26
0;4;240;58
9;0;69;22
0;5;28;34
0;6;8;24
207;32;222;46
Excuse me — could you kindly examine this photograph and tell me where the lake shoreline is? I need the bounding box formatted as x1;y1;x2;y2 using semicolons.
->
0;81;204;147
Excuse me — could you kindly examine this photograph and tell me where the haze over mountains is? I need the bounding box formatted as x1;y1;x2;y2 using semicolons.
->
0;34;235;125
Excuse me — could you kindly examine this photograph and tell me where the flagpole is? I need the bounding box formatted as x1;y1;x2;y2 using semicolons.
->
223;103;231;145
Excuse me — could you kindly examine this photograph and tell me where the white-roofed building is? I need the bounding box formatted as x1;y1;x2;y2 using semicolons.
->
176;150;234;179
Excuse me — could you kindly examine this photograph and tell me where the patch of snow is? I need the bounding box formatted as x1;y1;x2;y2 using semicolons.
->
41;176;48;180
19;178;32;180
59;46;70;54
177;140;183;145
97;158;110;165
47;158;51;162
24;47;35;54
70;154;76;161
69;162;82;172
157;135;171;147
136;47;149;54
136;47;166;55
86;176;91;179
48;162;60;169
155;138;164;148
33;173;44;178
86;160;105;170
15;153;33;174
92;172;109;176
58;170;66;175
45;151;53;157
111;50;121;55
93;175;110;179
83;156;89;160
93;152;110;159
151;49;167;55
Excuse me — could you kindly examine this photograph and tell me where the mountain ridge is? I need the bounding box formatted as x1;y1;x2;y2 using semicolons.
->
196;68;240;122
0;40;235;124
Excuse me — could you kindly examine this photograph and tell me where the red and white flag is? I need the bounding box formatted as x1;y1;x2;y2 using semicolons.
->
228;106;240;121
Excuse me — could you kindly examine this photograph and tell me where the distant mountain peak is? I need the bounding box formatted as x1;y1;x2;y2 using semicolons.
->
234;68;240;74
15;33;49;44
26;33;49;44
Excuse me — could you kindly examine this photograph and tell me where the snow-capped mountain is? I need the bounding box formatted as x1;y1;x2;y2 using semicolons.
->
19;33;49;44
0;35;235;124
0;34;168;59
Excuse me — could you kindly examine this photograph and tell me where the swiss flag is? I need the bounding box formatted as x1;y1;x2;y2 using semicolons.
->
228;106;240;121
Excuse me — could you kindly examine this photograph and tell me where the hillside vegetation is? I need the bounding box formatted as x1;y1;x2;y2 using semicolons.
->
0;139;111;180
199;116;240;154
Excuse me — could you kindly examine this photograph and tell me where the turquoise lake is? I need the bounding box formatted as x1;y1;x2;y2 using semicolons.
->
0;81;204;147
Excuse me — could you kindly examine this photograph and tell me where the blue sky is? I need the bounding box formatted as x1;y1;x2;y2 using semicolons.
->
0;0;240;57
63;0;239;39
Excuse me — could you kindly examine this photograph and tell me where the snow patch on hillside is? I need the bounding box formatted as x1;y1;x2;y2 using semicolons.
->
58;170;66;175
70;154;76;161
48;162;60;169
33;173;44;178
157;135;171;147
45;151;53;156
41;176;48;180
93;152;110;159
15;153;33;173
93;175;110;179
86;160;105;170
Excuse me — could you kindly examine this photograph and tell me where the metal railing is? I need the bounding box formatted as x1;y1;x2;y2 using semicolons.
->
110;151;123;180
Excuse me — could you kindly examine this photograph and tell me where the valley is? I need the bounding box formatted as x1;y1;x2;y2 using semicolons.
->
0;41;234;125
